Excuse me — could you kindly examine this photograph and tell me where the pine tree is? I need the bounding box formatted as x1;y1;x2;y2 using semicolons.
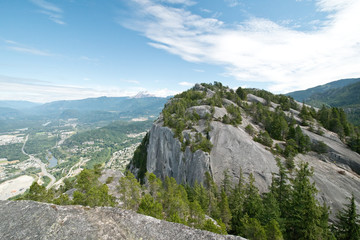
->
219;188;232;231
188;200;205;228
229;168;246;235
319;203;336;240
241;215;267;240
270;158;291;219
334;194;360;240
118;171;142;210
265;219;283;240
286;162;321;240
138;193;163;219
205;172;221;219
260;191;281;226
244;173;263;219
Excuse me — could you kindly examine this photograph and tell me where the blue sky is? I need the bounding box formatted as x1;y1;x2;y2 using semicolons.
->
1;0;359;102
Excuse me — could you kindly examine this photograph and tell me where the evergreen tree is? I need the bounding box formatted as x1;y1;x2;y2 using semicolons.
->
138;193;163;219
270;159;291;219
145;172;163;201
22;182;49;202
188;200;205;228
229;168;246;235
192;181;210;212
286;162;321;240
219;188;232;231
118;171;142;210
236;87;247;100
205;172;221;219
260;191;281;226
319;203;336;240
222;169;232;196
241;215;267;240
162;176;190;223
265;219;283;240
334;194;360;240
244;173;263;219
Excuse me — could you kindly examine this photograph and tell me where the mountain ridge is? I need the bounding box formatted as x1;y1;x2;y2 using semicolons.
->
129;82;360;219
286;78;360;102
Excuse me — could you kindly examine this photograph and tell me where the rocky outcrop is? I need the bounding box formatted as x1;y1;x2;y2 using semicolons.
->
133;86;360;220
295;153;360;218
146;118;278;192
302;127;360;174
0;200;245;240
146;123;212;186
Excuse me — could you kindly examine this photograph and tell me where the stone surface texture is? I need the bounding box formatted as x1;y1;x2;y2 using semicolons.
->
0;200;245;240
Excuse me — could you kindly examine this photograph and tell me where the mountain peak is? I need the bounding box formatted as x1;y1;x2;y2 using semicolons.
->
132;91;155;99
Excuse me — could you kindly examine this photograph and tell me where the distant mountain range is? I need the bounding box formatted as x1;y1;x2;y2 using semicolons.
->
0;96;169;132
287;78;360;125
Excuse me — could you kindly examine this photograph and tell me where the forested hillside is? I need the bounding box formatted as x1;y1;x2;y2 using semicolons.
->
287;78;360;126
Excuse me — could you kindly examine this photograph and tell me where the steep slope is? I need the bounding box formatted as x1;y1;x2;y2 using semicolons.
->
135;84;279;193
0;200;244;240
287;78;360;102
129;83;360;218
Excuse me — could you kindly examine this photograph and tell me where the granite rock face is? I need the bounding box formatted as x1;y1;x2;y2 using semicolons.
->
146;117;278;192
0;200;245;240
146;123;212;186
295;153;360;218
302;127;360;175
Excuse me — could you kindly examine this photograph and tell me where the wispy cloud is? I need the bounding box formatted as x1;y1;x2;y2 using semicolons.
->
8;46;52;56
121;0;360;93
80;56;99;62
224;0;242;7
4;40;18;45
4;40;52;56
159;0;196;6
179;81;194;86
30;0;65;25
0;75;172;102
126;80;141;84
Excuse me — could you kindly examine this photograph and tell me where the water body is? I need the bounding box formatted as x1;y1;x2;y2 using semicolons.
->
47;152;58;168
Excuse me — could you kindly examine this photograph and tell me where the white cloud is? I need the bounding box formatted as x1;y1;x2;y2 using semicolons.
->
4;40;18;45
7;46;52;56
122;0;360;93
125;80;141;84
4;40;52;56
159;0;196;6
179;81;194;86
224;0;242;7
80;56;99;62
30;0;65;25
0;75;172;102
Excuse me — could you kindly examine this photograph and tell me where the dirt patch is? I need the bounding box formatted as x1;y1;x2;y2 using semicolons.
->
0;175;34;200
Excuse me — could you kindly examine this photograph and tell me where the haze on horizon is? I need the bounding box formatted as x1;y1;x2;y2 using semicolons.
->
1;0;360;103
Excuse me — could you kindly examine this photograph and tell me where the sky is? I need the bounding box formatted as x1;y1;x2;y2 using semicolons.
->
1;0;360;102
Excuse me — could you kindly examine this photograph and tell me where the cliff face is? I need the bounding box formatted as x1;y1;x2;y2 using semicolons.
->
0;200;245;240
146;112;278;192
147;123;212;186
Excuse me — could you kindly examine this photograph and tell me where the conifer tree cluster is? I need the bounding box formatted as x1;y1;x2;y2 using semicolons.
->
18;161;360;239
120;160;357;239
19;164;116;207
